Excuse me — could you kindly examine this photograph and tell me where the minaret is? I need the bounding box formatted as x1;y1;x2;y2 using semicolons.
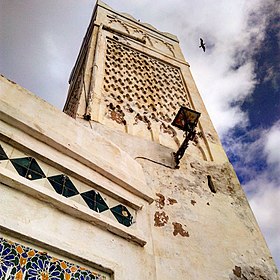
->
63;1;279;279
63;1;225;165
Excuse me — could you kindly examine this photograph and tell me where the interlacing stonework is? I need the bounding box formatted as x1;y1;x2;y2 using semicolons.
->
103;38;190;133
0;237;107;280
0;142;134;228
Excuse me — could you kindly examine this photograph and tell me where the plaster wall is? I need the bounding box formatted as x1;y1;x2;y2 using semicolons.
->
0;183;156;279
0;1;279;279
0;75;156;279
63;2;279;279
0;75;279;279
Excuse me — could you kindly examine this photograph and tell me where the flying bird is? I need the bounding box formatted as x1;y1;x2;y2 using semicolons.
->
199;38;206;52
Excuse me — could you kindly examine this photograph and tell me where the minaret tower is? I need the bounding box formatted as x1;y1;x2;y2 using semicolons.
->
64;1;221;165
62;1;279;279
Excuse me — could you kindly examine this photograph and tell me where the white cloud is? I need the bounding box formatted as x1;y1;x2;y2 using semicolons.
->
264;121;280;173
246;176;280;269
236;121;280;268
1;0;276;128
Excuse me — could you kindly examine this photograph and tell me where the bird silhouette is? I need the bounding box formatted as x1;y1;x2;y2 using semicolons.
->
199;38;206;52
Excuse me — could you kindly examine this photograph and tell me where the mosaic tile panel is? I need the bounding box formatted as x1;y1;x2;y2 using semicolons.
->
0;142;135;228
0;236;107;280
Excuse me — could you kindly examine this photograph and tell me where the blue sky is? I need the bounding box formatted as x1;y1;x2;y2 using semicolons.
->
0;0;279;269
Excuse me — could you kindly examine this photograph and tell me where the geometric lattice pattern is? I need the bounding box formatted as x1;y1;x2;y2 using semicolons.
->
0;237;107;279
0;142;134;228
103;38;190;131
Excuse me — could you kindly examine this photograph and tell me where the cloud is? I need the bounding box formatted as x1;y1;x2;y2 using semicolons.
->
1;0;277;128
264;121;280;173
107;0;277;136
246;176;280;269
223;128;266;182
230;121;280;268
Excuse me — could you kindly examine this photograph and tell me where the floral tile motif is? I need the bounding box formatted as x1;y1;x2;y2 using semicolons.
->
0;237;107;280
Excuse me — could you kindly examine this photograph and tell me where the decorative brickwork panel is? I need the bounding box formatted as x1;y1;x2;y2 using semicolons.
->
0;237;108;279
103;38;190;132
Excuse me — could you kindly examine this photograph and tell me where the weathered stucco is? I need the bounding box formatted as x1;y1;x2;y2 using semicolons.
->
139;158;279;279
0;1;279;279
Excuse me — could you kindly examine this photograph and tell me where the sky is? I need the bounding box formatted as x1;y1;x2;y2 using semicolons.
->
0;0;279;269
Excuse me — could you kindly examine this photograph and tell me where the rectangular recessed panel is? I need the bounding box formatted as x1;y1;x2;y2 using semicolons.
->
103;38;190;128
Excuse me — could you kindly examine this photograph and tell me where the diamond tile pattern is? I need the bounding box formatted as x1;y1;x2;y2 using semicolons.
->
10;157;45;180
81;190;109;213
0;143;134;227
48;174;79;198
110;204;133;227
